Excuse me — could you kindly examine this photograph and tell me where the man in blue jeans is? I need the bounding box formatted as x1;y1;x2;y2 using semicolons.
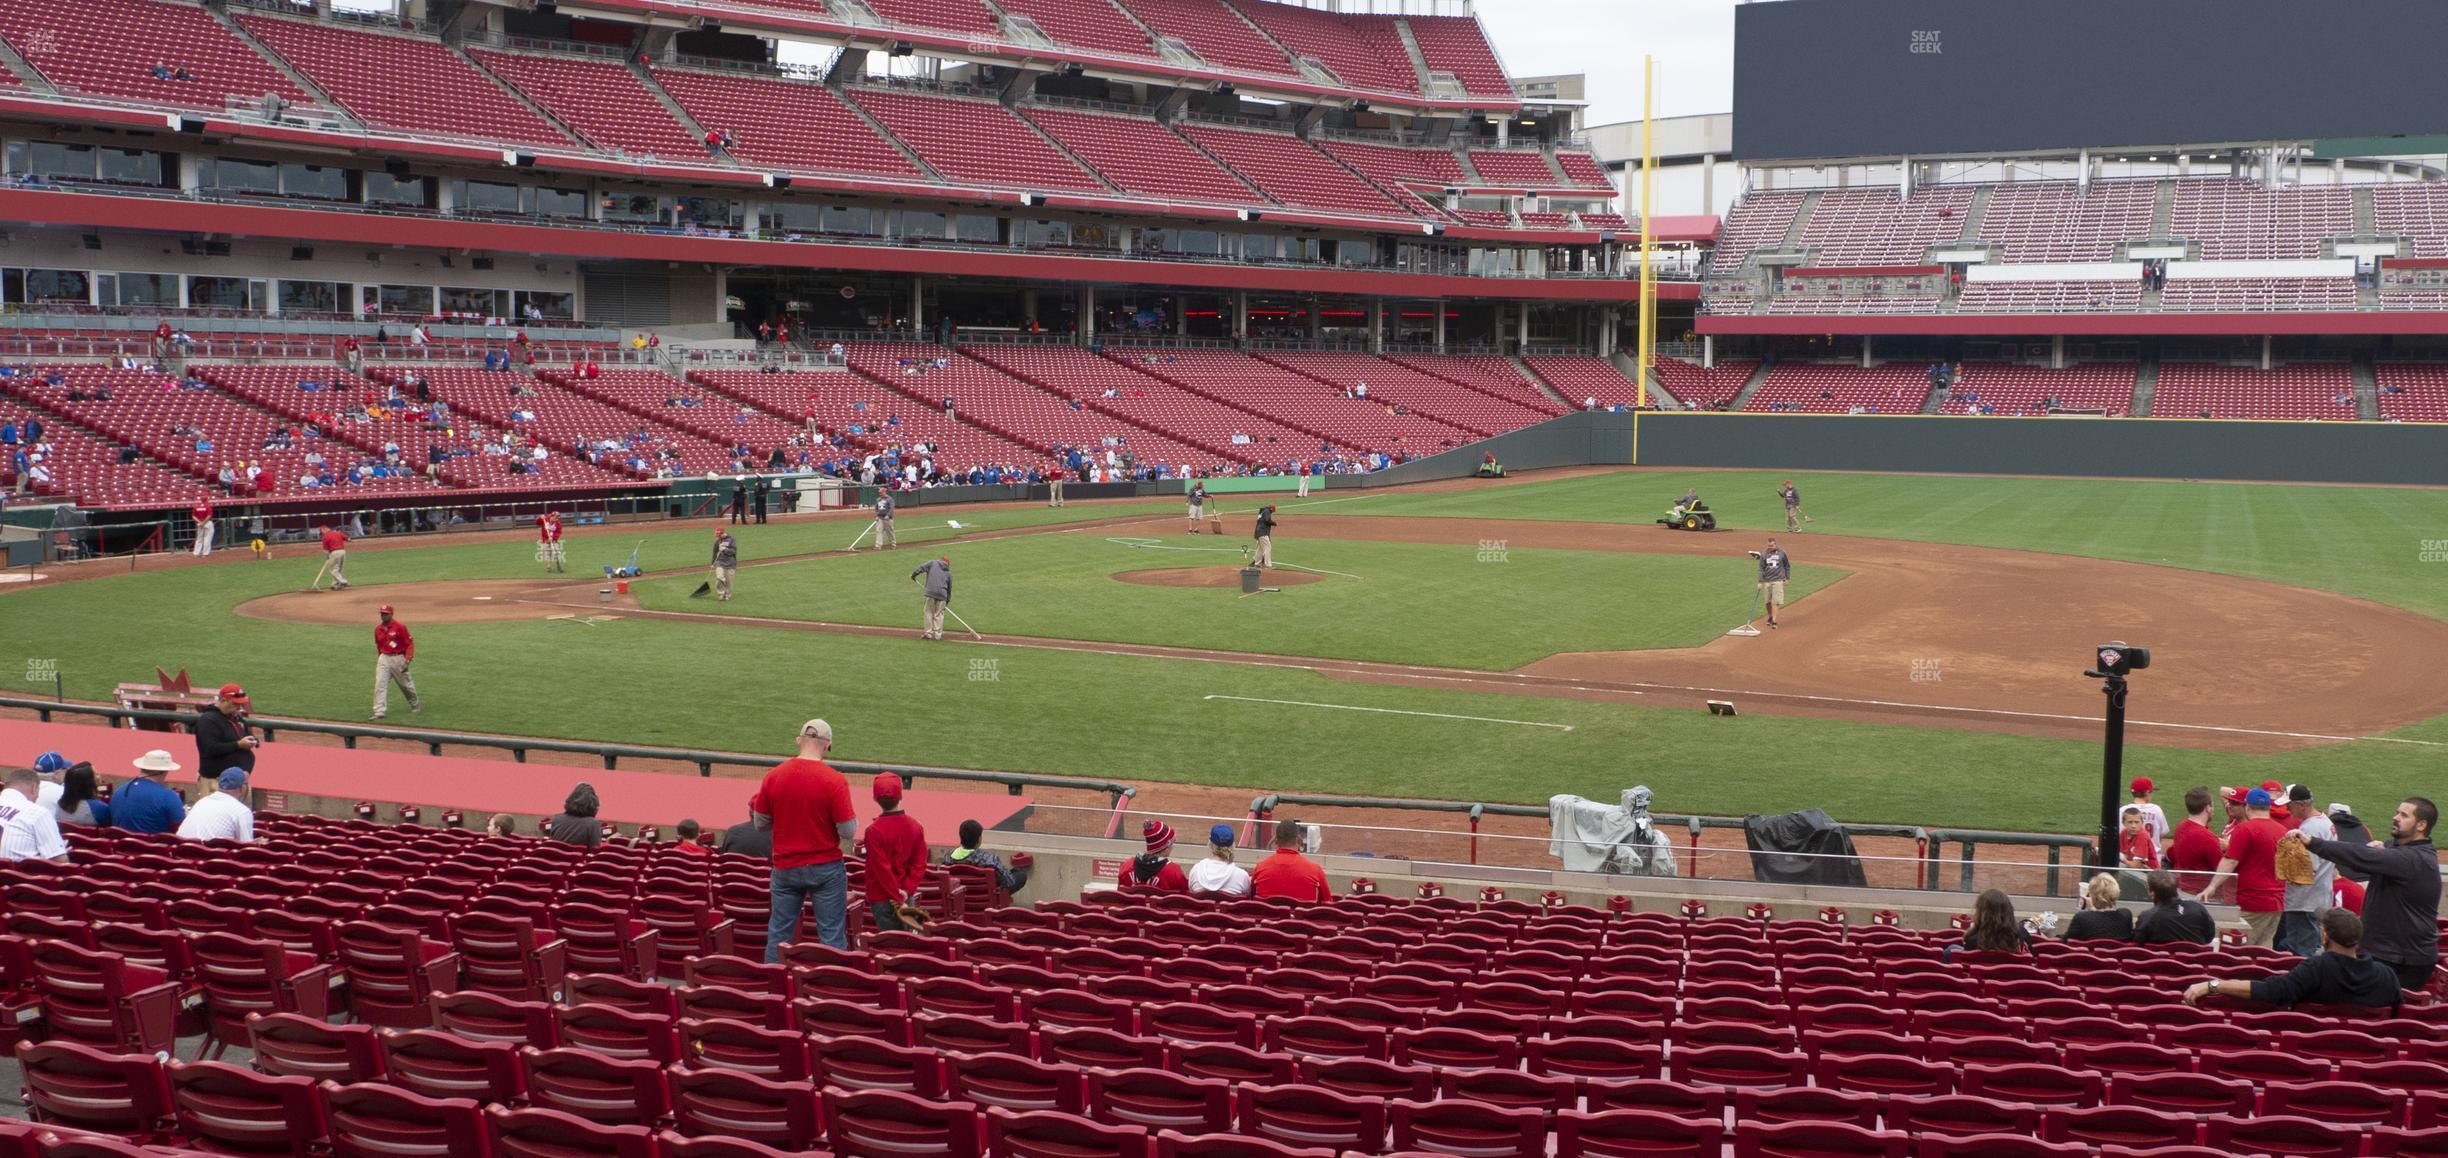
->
750;718;857;961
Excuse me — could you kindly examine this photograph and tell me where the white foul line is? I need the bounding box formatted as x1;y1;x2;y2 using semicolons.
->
1204;695;1574;731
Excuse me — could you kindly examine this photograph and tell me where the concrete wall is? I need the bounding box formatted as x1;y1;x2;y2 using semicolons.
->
1633;412;2448;486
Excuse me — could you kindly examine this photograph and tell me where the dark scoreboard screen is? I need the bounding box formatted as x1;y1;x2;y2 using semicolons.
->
1733;0;2448;161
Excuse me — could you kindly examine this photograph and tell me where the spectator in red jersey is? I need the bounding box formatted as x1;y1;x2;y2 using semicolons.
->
2335;876;2366;915
2168;786;2225;898
2202;788;2287;946
2118;806;2161;871
1249;818;1330;903
860;773;928;932
1117;820;1186;893
750;718;857;959
671;818;712;857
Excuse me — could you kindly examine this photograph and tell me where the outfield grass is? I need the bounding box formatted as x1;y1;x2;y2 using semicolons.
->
1301;469;2448;619
3;469;2442;833
630;532;1841;669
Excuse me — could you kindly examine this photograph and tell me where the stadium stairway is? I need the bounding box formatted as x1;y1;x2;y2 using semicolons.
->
1727;361;1778;411
2353;353;2382;420
1918;380;1948;415
628;59;719;149
1388;16;1435;94
458;47;594;148
1603;349;1675;409
1508;356;1573;408
2130;355;2160;416
209;5;348;122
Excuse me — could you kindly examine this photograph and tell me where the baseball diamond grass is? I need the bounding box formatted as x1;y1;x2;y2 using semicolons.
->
629;534;1840;669
2;469;2443;833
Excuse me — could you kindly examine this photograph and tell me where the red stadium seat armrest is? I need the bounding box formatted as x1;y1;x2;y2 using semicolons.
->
707;920;738;959
280;963;340;1020
533;940;570;990
416;951;463;992
623;931;662;982
128;981;184;1053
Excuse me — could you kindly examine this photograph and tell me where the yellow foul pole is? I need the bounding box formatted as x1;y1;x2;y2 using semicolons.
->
1636;55;1656;410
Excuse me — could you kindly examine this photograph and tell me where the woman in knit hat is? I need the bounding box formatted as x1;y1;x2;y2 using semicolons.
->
1185;822;1252;898
1118;819;1188;893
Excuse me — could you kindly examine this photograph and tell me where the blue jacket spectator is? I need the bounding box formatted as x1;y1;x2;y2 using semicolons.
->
111;750;188;834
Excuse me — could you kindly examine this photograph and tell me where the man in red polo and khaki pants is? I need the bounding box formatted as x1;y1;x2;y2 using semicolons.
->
371;604;420;720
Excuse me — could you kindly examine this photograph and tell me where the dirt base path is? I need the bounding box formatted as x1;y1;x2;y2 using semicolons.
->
229;509;2448;755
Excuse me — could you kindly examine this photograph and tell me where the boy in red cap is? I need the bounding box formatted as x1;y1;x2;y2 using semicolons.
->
1118;819;1187;892
2262;779;2294;827
2128;777;2167;849
860;773;929;931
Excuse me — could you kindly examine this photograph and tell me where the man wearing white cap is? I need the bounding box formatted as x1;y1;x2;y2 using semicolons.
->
0;765;69;862
177;770;255;843
112;750;188;834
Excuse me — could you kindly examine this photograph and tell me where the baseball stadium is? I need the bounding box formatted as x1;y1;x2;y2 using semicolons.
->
1;0;2446;1153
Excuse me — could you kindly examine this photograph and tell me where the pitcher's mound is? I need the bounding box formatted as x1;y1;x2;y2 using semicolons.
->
1113;567;1324;589
235;579;592;625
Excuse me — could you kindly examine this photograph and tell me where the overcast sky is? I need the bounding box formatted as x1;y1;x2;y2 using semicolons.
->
1471;0;1739;128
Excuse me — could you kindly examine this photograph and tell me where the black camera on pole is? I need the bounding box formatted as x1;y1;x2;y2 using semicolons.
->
2087;644;2151;678
2084;641;2149;871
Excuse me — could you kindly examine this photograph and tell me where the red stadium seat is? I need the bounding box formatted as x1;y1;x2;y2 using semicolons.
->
1232;1084;1387;1153
822;1088;985;1158
1733;1120;1912;1158
517;1046;672;1126
14;1041;175;1138
668;1067;825;1151
488;1104;660;1158
986;1107;1152;1158
318;1080;491;1158
1387;1098;1545;1158
378;1029;527;1105
244;1013;384;1085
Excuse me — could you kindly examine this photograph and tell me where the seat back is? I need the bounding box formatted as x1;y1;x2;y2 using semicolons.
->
14;1039;174;1137
166;1059;327;1157
517;1045;673;1126
821;1087;986;1158
317;1080;492;1158
379;1029;528;1106
668;1067;824;1150
487;1104;659;1158
244;1013;384;1084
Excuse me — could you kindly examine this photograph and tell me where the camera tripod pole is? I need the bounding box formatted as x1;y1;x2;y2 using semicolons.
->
2094;672;2129;872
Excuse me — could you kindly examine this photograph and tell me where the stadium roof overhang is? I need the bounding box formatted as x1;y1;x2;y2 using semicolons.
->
0;188;1691;304
1696;312;2448;337
0;96;1674;245
544;0;1525;119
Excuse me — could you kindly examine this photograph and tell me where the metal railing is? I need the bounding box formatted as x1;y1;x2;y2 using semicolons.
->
0;695;1137;821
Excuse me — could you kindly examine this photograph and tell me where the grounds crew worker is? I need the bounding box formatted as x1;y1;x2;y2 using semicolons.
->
1252;504;1277;568
1779;479;1809;531
1186;482;1208;533
537;508;565;573
712;526;738;602
912;555;952;640
871;488;897;550
1749;537;1790;629
372;604;420;719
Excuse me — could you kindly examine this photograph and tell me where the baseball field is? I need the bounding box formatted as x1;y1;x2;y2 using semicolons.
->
5;466;2444;835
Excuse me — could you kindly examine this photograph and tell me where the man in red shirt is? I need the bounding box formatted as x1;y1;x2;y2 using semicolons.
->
860;773;929;932
2168;786;2226;898
313;525;350;590
2203;788;2287;946
537;509;565;573
749;718;857;960
1249;818;1331;903
191;499;215;557
371;604;419;720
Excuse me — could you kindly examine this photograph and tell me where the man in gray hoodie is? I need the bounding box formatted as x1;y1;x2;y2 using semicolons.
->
911;555;951;640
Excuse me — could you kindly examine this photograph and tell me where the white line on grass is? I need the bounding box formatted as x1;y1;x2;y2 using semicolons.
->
1204;695;1574;730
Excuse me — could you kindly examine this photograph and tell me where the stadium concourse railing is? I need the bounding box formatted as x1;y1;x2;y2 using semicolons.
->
0;696;1138;837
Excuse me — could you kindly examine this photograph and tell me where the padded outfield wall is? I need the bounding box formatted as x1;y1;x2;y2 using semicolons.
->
1356;411;2448;487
